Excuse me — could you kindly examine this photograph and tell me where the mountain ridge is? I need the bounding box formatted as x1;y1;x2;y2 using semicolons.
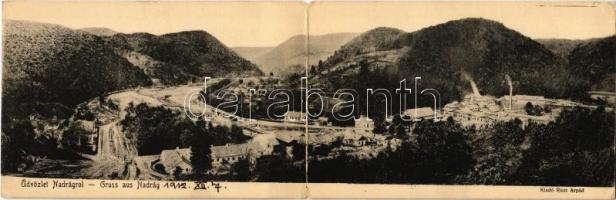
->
232;46;274;61
79;27;120;36
105;30;263;84
2;20;264;122
315;18;607;105
249;32;358;75
3;20;152;117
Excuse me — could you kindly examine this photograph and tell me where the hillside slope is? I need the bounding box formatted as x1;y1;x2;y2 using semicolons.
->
232;46;274;61
565;36;616;94
535;39;590;60
79;27;119;37
252;33;357;75
316;18;590;105
397;18;563;99
106;31;263;84
2;20;152;119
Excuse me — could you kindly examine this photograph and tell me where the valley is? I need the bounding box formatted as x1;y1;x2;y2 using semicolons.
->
2;17;614;185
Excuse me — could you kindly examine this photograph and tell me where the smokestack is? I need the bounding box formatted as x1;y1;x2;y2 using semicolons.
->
462;72;481;96
505;74;513;110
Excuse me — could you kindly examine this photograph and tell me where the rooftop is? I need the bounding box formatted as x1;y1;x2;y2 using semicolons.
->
285;111;305;119
160;147;192;171
403;107;435;118
211;143;256;158
275;132;304;143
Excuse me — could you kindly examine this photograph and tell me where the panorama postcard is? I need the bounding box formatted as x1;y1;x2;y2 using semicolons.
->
1;1;614;199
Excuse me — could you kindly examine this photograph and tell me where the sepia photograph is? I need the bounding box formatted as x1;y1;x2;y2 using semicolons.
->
1;1;614;199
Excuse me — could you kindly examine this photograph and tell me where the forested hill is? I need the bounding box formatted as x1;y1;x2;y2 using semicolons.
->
2;20;152;120
105;31;263;85
250;33;357;75
565;36;616;94
315;18;609;104
79;27;119;37
3;20;264;122
536;39;590;60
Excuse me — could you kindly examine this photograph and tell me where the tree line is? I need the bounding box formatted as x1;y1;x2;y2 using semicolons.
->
308;106;613;186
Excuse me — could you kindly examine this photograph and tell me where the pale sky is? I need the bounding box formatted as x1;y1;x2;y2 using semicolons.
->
4;1;615;47
309;2;615;40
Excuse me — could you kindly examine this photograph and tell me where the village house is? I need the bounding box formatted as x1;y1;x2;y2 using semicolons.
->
274;132;343;158
284;111;304;122
65;120;98;154
159;147;192;175
274;132;304;159
154;138;279;175
303;133;341;153
85;134;97;153
342;131;375;147
210;137;278;168
211;143;256;166
343;134;371;147
316;117;330;126
355;115;374;129
250;133;279;156
305;133;339;145
403;107;436;121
